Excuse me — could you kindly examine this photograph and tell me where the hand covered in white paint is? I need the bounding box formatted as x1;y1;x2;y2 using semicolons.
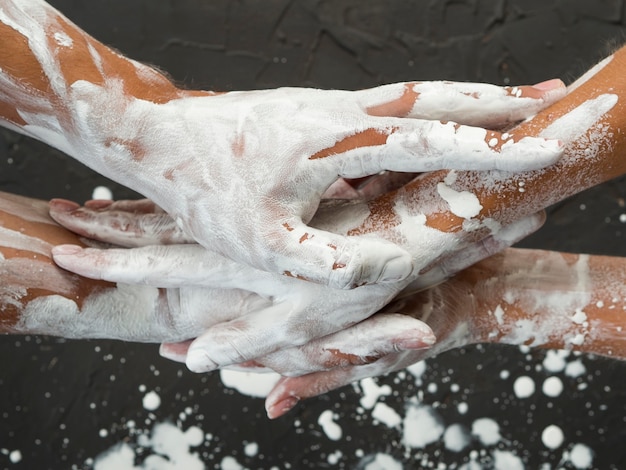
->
0;1;564;289
49;197;546;378
72;79;565;289
262;278;480;419
262;247;616;419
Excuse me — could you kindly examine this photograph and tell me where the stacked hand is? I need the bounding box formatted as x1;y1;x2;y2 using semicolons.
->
49;197;543;418
43;78;566;417
66;79;564;290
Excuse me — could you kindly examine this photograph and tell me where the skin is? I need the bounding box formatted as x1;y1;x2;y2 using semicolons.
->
1;195;626;420
0;0;565;290
265;248;626;418
46;45;626;418
49;46;626;377
2;0;624;419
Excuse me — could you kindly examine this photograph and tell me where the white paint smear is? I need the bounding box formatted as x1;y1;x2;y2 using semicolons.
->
443;424;471;453
471;418;501;446
543;350;570;373
318;410;342;441
541;424;564;449
513;376;535;399
359;377;392;410
493;450;524;470
372;402;401;428
92;185;113;200
142;391;161;411
9;450;22;463
436;182;482;219
567;443;594;469
220;456;244;470
542;376;563;397
361;453;403;470
402;404;444;448
406;360;427;384
540;93;618;143
327;450;342;465
94;422;205;470
243;442;258;457
565;359;586;378
219;369;281;398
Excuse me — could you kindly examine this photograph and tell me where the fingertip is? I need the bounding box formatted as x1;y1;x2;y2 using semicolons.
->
186;348;217;373
159;343;189;363
397;331;436;349
532;78;566;93
378;253;414;283
49;198;80;212
266;396;299;420
85;199;114;210
329;239;414;289
498;136;564;171
51;244;84;257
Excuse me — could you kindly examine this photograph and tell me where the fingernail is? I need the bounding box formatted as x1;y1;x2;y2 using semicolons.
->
266;397;299;419
51;245;84;256
50;199;80;212
398;332;436;350
159;344;187;363
186;349;217;373
532;78;564;91
379;256;413;283
85;199;114;210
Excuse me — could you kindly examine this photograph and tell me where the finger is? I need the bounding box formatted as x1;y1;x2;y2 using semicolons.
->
51;243;255;288
183;276;398;373
159;340;192;363
184;301;297;373
264;350;420;419
327;119;564;177
266;218;414;288
321;173;419;200
357;79;566;128
84;198;167;214
50;199;192;247
406;211;546;293
257;313;435;376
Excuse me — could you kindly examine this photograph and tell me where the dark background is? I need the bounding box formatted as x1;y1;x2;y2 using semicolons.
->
1;0;626;468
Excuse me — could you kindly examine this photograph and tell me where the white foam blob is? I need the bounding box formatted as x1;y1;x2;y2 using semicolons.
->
318;410;342;441
568;443;594;469
542;376;564;397
371;402;401;428
402;404;444;448
142;391;161;411
92;185;113;200
513;376;535;398
219;369;281;398
443;424;471;452
471;418;501;446
541;424;564;449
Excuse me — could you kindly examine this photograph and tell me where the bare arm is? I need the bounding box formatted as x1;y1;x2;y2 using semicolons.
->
0;191;218;342
0;0;565;288
50;45;626;375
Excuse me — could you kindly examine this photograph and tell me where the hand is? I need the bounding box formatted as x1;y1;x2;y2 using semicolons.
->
263;246;626;419
73;79;565;288
0;192;434;361
0;2;564;288
49;198;545;374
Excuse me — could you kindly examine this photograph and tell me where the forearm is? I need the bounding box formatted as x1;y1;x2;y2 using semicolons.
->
0;0;202;162
397;248;626;359
469;249;626;358
0;192;187;342
311;47;626;284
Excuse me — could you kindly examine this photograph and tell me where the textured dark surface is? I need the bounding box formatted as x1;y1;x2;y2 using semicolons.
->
1;1;626;469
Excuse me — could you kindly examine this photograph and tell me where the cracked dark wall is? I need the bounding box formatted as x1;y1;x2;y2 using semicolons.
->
1;1;626;469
